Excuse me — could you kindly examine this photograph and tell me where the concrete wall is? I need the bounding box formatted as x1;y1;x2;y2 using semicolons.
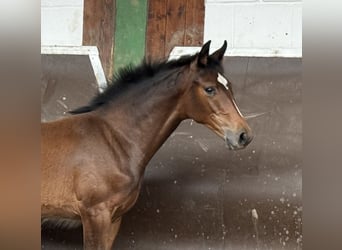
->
204;0;302;57
41;0;302;55
41;0;84;46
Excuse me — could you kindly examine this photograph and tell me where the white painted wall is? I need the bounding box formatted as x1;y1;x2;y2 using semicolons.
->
41;0;84;46
41;0;301;57
204;0;302;57
41;1;107;88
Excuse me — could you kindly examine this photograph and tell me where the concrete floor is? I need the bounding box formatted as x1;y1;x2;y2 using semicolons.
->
41;56;302;250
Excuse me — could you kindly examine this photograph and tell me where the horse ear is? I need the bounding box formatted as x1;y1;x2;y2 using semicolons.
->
210;40;227;62
197;40;211;66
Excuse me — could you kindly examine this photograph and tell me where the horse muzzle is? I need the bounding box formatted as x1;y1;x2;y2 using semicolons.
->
224;128;253;150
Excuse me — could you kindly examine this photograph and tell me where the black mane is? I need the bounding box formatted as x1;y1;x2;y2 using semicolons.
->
69;54;198;114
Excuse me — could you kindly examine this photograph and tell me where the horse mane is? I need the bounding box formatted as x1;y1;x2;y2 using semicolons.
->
69;53;198;114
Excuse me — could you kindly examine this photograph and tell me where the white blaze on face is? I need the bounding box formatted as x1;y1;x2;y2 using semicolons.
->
217;73;229;90
217;73;244;118
232;98;244;117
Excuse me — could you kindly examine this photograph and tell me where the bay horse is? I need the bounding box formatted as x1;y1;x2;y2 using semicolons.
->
41;41;253;249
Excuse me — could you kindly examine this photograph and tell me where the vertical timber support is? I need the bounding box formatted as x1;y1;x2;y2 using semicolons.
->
146;0;205;61
83;0;115;79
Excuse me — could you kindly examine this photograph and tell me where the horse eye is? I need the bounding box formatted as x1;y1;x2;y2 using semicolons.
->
204;87;216;96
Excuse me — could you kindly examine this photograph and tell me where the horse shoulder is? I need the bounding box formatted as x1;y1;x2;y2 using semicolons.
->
68;115;140;208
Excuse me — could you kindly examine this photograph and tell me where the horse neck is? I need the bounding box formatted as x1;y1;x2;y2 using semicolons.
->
98;67;187;172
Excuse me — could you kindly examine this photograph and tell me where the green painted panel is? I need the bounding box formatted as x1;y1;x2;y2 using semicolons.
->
113;0;148;73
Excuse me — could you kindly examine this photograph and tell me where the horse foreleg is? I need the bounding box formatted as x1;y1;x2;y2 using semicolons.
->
80;205;122;250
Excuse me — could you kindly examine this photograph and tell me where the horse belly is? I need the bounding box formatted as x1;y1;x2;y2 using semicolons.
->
41;172;80;219
41;202;79;219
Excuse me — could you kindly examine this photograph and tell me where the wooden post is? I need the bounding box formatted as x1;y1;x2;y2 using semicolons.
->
83;0;115;79
146;0;205;61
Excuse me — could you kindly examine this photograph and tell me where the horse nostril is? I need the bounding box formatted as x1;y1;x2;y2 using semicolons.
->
239;132;248;146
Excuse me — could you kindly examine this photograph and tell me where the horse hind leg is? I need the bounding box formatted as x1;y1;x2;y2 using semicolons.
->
80;205;122;250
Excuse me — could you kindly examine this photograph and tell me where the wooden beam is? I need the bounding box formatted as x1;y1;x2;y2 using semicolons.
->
146;0;167;61
185;0;204;46
83;0;115;78
146;0;204;60
164;0;186;56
